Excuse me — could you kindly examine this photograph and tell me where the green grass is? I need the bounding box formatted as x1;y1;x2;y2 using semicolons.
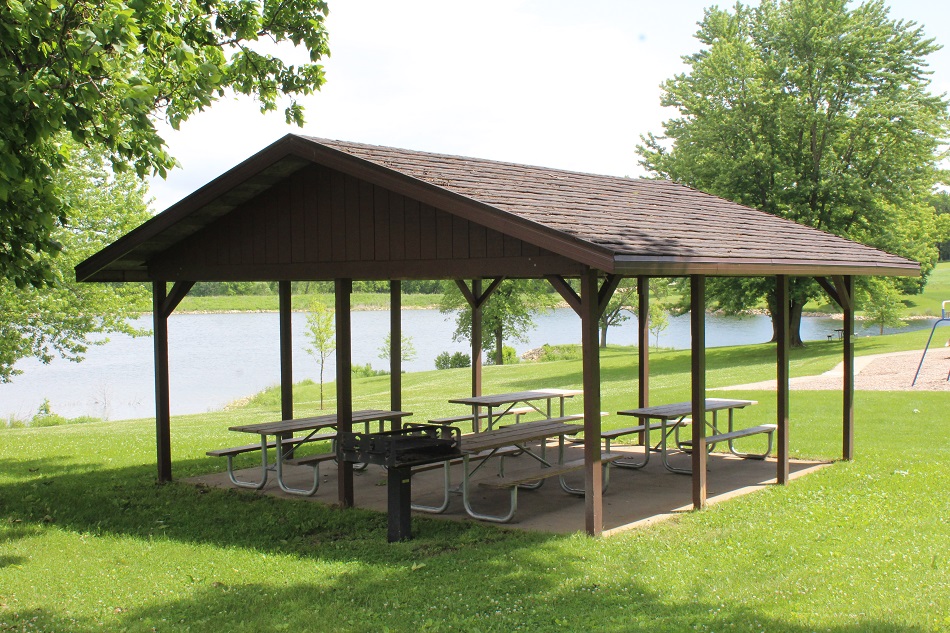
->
1;336;948;632
177;292;442;312
900;261;950;317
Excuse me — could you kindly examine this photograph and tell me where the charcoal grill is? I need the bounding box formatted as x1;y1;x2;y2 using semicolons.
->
339;424;461;541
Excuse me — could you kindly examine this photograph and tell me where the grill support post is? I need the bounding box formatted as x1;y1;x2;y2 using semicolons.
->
388;466;413;542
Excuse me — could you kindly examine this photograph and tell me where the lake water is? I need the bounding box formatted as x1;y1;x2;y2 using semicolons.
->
0;309;937;422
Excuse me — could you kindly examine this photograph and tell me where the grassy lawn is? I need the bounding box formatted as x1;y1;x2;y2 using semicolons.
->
1;334;948;631
900;261;950;316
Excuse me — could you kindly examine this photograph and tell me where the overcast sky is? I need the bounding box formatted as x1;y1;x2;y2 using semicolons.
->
147;0;950;212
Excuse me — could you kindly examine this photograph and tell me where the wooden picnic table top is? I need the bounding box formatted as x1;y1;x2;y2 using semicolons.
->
229;409;412;435
448;389;582;407
460;418;583;453
617;398;757;420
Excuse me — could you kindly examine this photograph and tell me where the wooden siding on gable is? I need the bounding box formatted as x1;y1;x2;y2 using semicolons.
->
148;164;582;280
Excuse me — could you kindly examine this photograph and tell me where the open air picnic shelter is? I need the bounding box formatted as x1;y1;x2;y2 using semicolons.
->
76;135;919;536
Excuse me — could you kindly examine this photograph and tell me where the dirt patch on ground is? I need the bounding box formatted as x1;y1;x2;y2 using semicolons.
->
718;348;950;392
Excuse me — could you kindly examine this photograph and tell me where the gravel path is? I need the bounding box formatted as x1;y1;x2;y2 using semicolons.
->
716;348;950;392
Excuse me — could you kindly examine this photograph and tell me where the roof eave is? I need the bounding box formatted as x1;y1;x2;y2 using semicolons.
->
613;256;922;277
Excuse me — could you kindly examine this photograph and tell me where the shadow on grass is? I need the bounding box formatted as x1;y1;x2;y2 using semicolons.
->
1;577;928;633
0;456;931;632
1;457;542;565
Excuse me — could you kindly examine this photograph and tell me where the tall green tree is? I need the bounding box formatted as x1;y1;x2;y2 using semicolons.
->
638;0;949;346
0;143;151;382
440;280;558;365
1;0;330;289
932;192;950;261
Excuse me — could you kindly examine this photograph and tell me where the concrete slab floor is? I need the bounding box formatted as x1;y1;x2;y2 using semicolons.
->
187;442;829;536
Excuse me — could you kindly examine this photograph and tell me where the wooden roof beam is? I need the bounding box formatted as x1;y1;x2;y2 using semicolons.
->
815;275;854;311
547;275;582;315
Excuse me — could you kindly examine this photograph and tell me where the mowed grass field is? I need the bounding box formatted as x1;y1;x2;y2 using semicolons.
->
1;329;948;632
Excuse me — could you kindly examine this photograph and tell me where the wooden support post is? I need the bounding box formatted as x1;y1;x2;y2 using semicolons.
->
335;278;354;507
776;275;790;484
279;281;293;422
152;281;172;483
690;275;707;510
637;276;650;399
472;278;482;398
580;269;603;536
390;281;402;421
843;276;855;460
637;276;650;443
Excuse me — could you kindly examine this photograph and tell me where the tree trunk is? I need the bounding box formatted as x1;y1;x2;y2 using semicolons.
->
770;300;806;348
600;323;608;348
494;326;504;365
319;363;324;410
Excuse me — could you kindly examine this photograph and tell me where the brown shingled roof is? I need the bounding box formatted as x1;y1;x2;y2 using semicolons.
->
76;134;919;282
312;137;918;277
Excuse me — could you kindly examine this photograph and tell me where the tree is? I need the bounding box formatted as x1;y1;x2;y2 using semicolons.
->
0;143;151;382
932;192;950;261
638;0;949;346
647;301;669;351
599;281;636;348
304;301;334;409
439;279;558;365
861;278;906;335
378;333;417;364
1;0;330;289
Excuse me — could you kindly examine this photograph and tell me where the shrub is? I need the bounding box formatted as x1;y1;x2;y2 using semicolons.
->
435;352;452;370
351;363;389;378
536;344;583;362
450;352;471;368
487;346;520;365
435;351;471;370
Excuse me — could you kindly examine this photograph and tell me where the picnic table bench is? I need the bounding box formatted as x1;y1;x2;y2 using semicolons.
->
456;417;619;523
206;434;334;489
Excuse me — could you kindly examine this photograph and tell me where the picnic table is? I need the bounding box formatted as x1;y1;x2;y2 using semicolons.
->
448;417;620;523
222;409;412;495
616;398;770;474
447;389;582;432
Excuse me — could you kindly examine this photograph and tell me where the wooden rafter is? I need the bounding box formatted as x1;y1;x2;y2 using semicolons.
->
832;275;854;311
814;276;841;307
455;277;504;309
548;274;621;318
162;281;195;319
546;275;582;315
815;275;855;311
597;274;622;317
